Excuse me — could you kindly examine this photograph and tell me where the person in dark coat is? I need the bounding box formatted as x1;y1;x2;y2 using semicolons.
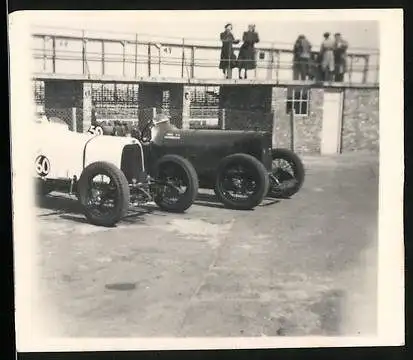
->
333;33;349;82
237;24;260;79
292;35;312;80
308;52;322;81
219;23;240;79
292;36;302;80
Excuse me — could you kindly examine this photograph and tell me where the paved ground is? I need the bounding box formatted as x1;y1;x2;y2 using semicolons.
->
34;152;379;338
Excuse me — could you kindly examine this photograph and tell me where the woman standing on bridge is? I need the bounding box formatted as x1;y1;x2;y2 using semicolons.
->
237;24;260;79
219;23;240;79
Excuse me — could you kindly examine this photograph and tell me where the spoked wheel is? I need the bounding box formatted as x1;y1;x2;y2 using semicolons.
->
153;154;198;213
77;162;130;227
268;148;305;199
214;153;269;210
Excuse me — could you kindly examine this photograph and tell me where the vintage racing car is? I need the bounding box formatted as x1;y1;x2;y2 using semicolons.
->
89;113;305;210
34;113;199;227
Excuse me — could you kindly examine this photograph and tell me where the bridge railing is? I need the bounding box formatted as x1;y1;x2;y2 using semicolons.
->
31;29;379;85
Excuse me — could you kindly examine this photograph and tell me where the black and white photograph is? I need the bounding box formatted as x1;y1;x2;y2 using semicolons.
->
9;9;404;351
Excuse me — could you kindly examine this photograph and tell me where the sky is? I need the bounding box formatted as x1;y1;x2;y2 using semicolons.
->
27;10;379;51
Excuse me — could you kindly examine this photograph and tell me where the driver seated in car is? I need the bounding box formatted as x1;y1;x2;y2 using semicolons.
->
150;113;177;141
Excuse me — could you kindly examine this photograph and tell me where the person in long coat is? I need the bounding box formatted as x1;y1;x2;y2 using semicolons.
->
237;24;260;79
292;34;312;80
333;33;349;82
319;32;335;81
219;23;240;79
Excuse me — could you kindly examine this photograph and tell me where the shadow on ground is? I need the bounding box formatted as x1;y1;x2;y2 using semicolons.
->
195;192;281;209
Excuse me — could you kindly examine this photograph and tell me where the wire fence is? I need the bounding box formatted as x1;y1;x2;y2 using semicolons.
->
41;106;278;134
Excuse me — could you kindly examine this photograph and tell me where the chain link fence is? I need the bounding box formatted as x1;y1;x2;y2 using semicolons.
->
44;108;77;131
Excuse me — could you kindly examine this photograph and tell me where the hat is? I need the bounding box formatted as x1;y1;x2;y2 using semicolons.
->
334;32;341;36
225;23;232;29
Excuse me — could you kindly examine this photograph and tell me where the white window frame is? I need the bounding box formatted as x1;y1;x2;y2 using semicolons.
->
286;87;310;117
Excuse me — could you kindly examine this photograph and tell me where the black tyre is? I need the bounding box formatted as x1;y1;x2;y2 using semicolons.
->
153;154;199;212
268;148;305;199
214;153;269;210
77;161;130;227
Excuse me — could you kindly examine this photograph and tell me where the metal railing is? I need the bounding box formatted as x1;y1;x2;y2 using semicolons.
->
31;28;380;85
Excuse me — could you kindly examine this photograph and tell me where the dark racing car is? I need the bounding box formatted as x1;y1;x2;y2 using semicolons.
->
89;114;305;210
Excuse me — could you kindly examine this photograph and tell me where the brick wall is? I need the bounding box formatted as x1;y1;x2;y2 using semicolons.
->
341;89;379;153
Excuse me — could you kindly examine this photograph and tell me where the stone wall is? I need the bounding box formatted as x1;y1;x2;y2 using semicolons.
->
341;89;379;153
271;87;323;154
295;88;324;154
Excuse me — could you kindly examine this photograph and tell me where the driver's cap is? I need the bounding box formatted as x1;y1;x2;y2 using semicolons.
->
153;113;169;125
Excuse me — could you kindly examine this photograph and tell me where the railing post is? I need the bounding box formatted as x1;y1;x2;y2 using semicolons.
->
290;108;295;152
191;46;195;78
158;47;161;75
275;50;280;84
222;108;226;130
122;41;126;77
348;55;353;85
101;40;105;76
362;55;369;84
267;44;274;80
134;34;138;78
181;38;185;78
375;57;379;85
42;35;46;71
82;30;86;75
148;43;151;77
52;36;56;73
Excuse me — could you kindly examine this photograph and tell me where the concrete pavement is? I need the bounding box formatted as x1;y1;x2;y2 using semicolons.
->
34;152;379;338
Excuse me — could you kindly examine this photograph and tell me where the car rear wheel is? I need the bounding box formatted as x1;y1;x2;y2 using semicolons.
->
268;148;305;198
214;153;269;210
77;161;130;227
153;154;199;213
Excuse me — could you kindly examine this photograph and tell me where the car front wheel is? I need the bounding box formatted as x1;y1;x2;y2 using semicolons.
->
77;161;130;227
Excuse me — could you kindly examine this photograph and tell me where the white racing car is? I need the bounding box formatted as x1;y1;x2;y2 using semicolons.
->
34;113;199;227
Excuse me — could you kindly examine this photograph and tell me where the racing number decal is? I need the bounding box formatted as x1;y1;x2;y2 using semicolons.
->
35;155;50;177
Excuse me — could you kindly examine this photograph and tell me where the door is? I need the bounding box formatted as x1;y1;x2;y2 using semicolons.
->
321;89;344;155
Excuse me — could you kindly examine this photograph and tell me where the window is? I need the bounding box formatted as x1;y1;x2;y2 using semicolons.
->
33;81;45;105
189;86;220;119
92;83;139;106
190;86;219;107
161;90;170;116
286;87;310;116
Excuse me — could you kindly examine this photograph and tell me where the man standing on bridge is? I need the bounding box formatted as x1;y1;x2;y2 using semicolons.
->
319;32;335;82
334;33;349;82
